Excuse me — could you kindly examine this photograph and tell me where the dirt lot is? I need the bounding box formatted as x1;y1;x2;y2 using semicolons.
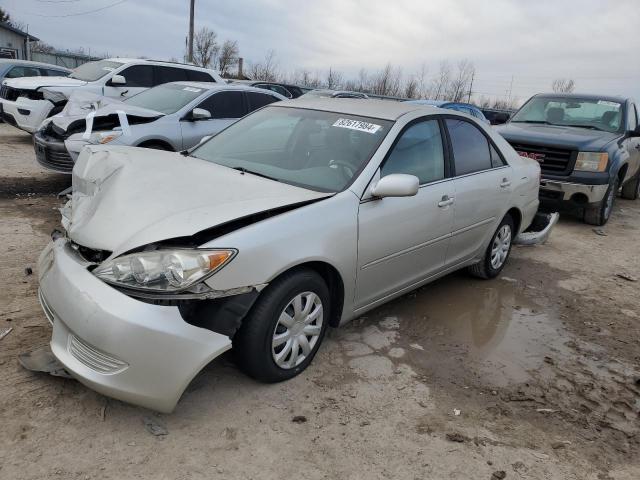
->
0;123;638;479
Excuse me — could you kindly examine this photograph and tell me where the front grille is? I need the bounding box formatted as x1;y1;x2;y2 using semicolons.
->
509;142;577;175
68;334;128;374
35;142;74;173
0;85;19;101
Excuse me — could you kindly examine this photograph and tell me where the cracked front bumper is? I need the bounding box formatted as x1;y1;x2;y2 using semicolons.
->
38;238;232;412
0;98;54;134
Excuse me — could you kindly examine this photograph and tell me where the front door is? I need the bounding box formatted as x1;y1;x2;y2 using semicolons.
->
103;65;153;99
355;119;454;309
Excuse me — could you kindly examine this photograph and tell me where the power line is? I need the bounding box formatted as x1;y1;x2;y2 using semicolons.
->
29;0;126;17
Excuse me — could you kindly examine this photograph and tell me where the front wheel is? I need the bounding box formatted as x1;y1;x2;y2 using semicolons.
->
233;269;330;382
584;177;619;226
468;214;514;279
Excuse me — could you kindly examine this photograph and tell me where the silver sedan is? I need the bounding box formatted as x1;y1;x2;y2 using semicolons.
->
38;98;542;412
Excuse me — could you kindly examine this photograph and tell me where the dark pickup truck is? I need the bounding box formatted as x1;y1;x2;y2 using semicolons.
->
496;93;640;225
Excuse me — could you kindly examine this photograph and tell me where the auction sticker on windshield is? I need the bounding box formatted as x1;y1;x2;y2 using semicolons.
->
333;118;382;134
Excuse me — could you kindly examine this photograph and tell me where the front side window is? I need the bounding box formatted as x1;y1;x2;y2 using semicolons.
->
381;120;445;184
6;66;40;78
69;60;124;82
446;119;492;176
124;83;205;114
119;65;154;88
198;91;246;119
42;68;69;77
191;107;392;192
511;96;623;133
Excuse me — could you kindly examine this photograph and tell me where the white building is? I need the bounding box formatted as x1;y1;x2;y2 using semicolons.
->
0;21;38;60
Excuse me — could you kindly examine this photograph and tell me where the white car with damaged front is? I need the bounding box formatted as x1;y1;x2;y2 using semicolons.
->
38;98;547;412
0;58;223;134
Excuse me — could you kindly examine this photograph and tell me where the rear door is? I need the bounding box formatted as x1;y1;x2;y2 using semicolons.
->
445;118;513;266
355;118;455;308
179;90;247;149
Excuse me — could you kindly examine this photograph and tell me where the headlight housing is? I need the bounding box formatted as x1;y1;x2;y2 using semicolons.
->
87;131;122;145
93;248;236;293
574;152;608;172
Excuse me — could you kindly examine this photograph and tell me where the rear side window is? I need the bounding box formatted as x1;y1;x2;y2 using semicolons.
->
186;70;215;82
154;66;188;84
381;120;445;184
247;92;280;112
120;65;154;87
198;91;246;119
6;66;40;78
446;119;492;175
490;144;506;168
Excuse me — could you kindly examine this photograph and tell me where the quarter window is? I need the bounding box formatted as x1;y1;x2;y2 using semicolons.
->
119;65;154;88
381;120;445;184
186;70;215;82
198;91;246;119
42;69;68;77
446;119;492;175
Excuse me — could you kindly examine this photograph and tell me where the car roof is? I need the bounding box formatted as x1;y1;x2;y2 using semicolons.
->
164;81;286;96
0;59;71;71
103;58;214;71
273;97;436;121
533;92;629;103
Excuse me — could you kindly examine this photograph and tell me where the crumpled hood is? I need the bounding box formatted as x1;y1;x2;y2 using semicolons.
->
50;93;163;133
495;122;620;151
4;76;87;91
63;146;331;256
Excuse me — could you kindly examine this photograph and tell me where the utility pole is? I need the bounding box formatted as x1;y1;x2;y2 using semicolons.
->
187;0;195;63
467;70;474;103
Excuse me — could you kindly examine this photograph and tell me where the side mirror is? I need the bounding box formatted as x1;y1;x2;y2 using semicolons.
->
371;174;419;198
191;108;212;121
110;74;126;85
627;125;640;138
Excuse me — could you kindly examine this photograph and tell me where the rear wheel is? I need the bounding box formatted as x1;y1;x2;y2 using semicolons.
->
469;214;514;279
620;173;640;200
233;269;330;382
584;177;619;225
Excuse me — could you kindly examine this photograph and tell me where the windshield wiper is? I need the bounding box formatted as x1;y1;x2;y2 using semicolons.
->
560;124;605;131
232;166;280;182
511;120;552;125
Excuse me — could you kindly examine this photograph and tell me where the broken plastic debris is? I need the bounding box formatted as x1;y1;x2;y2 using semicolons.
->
142;416;168;436
0;327;13;341
453;408;461;416
18;347;73;378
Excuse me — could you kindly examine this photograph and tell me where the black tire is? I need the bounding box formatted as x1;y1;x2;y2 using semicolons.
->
584;176;619;226
620;172;640;200
468;214;515;279
233;269;330;383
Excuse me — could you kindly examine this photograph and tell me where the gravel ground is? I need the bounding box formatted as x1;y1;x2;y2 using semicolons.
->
0;123;638;479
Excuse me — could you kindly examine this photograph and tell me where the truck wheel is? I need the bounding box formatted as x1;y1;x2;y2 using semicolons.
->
584;177;619;226
620;173;640;200
233;269;329;382
468;214;514;279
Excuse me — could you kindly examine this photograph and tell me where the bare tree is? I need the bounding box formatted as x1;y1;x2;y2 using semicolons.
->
446;59;475;102
290;69;321;88
325;67;343;89
429;61;452;100
217;40;239;76
193;27;219;68
552;78;575;93
247;50;280;81
370;64;402;96
403;75;419;99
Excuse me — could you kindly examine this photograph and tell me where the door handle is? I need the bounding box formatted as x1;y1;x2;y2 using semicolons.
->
500;178;512;188
120;90;129;97
438;195;454;207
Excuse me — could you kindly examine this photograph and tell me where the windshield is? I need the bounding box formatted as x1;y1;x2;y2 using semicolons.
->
124;83;205;114
69;60;124;82
511;96;623;133
191;107;392;192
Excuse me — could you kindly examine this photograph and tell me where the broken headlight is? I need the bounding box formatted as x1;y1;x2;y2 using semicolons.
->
93;249;236;292
87;131;122;145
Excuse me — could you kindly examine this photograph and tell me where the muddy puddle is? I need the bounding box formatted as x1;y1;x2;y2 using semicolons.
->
342;271;571;388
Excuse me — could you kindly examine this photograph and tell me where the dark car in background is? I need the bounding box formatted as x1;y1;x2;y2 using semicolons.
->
496;93;640;225
406;99;490;124
481;108;513;125
0;59;71;83
300;89;369;99
232;80;311;98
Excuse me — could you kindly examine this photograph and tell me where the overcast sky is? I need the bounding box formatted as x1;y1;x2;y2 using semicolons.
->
6;0;640;103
